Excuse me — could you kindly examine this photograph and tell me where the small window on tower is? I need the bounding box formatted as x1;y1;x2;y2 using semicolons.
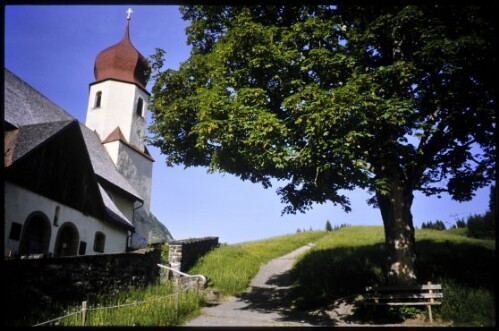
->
94;91;102;108
136;97;144;117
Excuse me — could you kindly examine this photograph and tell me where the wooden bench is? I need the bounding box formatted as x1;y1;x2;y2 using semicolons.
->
364;282;443;322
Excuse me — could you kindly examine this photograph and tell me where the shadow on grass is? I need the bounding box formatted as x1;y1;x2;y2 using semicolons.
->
284;239;495;325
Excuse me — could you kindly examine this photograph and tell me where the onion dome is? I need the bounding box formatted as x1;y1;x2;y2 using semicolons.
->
94;20;150;89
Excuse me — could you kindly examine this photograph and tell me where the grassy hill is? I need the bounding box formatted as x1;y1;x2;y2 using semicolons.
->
189;226;495;327
188;231;328;295
291;226;495;327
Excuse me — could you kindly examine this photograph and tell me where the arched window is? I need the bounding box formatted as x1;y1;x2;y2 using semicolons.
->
94;91;102;108
94;232;106;253
19;212;52;256
54;223;79;257
136;97;144;117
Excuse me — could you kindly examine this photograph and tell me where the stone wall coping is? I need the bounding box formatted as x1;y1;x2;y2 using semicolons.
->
168;237;219;245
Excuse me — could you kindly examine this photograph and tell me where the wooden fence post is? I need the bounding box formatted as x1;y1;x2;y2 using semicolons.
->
427;281;433;323
175;289;180;320
81;301;87;326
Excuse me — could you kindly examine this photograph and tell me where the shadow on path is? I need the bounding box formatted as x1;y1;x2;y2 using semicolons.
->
237;270;338;326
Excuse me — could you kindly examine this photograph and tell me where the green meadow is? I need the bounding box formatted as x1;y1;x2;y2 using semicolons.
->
18;226;495;327
190;226;495;327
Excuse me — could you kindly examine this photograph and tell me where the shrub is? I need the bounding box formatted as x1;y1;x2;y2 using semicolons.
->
454;219;467;228
440;278;495;327
467;213;495;239
422;220;446;230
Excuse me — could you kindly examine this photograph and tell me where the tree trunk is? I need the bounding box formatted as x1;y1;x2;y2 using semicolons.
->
376;179;418;286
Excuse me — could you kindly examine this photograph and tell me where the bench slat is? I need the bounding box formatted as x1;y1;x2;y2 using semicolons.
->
365;302;441;306
367;292;443;300
366;284;442;292
364;283;443;323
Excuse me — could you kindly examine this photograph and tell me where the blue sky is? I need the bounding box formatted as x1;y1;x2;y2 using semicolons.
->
4;5;492;244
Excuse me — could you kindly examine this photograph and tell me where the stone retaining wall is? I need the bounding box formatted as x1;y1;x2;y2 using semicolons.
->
4;237;219;324
168;237;219;272
4;248;162;325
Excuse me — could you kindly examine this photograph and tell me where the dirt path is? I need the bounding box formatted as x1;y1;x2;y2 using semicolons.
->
184;243;317;327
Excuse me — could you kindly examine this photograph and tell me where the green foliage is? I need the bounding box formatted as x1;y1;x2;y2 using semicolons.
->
421;220;446;230
454;219;467;228
467;213;495;239
333;223;350;231
149;5;495;215
450;185;496;239
149;5;495;285
160;244;169;264
388;306;421;321
466;185;496;239
188;231;327;296
440;278;495;327
325;219;333;231
290;226;495;326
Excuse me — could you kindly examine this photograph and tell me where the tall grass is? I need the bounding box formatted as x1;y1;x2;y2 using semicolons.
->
29;282;203;327
188;231;327;296
289;226;496;327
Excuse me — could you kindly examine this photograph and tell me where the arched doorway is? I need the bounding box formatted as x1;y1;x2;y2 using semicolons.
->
54;223;79;257
19;212;51;256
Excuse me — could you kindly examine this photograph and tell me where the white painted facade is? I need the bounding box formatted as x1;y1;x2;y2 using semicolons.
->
86;80;149;149
4;182;128;256
103;136;153;213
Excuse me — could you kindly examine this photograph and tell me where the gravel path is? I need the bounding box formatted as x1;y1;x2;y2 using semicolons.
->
184;243;317;327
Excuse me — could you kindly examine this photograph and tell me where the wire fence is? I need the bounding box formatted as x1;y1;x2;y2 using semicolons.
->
33;280;199;327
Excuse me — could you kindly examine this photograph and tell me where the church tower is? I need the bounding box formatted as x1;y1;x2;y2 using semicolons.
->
85;9;154;213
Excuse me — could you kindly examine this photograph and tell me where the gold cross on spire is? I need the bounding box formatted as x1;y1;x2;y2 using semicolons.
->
126;8;133;21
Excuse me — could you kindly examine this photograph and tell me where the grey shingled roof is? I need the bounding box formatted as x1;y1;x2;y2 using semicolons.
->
4;69;74;127
4;68;143;230
80;124;142;202
4;68;142;202
98;184;134;230
11;120;75;163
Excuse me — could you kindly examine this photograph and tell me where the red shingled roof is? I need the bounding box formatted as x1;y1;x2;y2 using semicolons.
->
102;127;154;162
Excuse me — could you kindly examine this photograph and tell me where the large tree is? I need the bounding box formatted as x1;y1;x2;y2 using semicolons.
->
149;5;496;285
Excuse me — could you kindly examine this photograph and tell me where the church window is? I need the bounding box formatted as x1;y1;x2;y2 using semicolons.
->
136;97;144;117
94;91;102;108
94;232;106;253
19;212;52;256
53;206;60;226
9;222;23;241
54;222;79;257
79;241;87;255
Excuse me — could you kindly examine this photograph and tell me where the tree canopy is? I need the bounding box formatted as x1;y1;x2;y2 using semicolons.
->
149;4;496;284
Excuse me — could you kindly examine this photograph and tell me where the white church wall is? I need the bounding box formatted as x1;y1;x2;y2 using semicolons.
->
130;88;149;148
116;143;153;213
4;182;129;257
86;80;148;148
103;140;120;166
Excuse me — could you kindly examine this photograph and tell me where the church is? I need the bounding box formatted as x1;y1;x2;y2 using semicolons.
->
4;12;173;258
